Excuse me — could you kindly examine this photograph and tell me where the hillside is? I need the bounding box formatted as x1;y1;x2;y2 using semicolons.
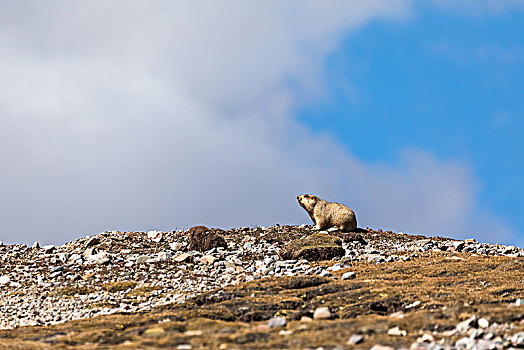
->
0;225;523;349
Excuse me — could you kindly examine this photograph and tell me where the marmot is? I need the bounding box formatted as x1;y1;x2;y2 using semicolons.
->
297;194;357;232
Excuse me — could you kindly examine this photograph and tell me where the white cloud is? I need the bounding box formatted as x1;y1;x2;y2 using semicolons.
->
0;1;516;245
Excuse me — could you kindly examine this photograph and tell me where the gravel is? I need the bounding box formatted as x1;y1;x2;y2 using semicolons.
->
0;224;522;333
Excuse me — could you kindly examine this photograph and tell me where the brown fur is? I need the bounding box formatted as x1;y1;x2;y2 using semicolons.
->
297;194;357;232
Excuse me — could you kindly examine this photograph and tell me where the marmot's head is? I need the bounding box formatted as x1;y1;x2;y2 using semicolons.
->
297;194;318;212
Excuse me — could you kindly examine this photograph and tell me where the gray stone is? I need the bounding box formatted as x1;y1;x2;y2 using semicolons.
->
268;317;287;328
318;270;333;278
347;334;364;345
95;257;111;265
452;241;465;251
85;237;100;247
136;255;150;263
455;336;475;349
456;315;477;333
477;317;489;329
313;307;333;320
511;332;524;347
341;271;356;280
42;245;55;252
174;253;192;263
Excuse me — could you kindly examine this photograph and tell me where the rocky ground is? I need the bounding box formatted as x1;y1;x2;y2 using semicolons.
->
0;225;523;349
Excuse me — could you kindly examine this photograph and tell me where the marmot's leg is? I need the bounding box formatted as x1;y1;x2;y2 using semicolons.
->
307;212;316;226
315;216;327;230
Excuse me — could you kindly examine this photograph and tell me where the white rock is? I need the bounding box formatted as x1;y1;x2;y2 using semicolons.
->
347;334;364;345
478;317;489;328
341;272;356;280
388;326;407;336
268;317;287;328
0;276;10;284
147;230;163;242
42;245;55;252
313;307;333;320
201;255;217;264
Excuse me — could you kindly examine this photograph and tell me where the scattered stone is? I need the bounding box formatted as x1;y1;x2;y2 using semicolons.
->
147;230;163;243
347;334;364;345
300;316;313;322
416;334;434;343
268;317;287;328
144;327;165;337
511;332;524;347
478;317;489;329
136;255;150;263
85;236;100;247
405;300;421;309
313;307;333;320
184;330;203;336
370;345;394;350
174;253;192;263
456;315;478;333
341;271;356;280
390;311;405;319
176;345;192;350
32;241;40;249
388;326;407;336
42;245;55;252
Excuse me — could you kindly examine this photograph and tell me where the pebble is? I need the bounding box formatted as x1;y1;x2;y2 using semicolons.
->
147;231;163;243
370;345;394;350
478;317;489;329
42;245;55;252
456;315;477;333
144;327;165;337
512;332;524;346
0;276;10;284
388;326;407;336
201;255;217;264
313;307;333;320
341;271;356;280
268;317;287;328
347;334;364;345
174;253;192;263
85;237;100;247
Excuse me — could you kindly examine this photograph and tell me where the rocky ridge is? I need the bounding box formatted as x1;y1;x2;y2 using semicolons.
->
0;225;523;349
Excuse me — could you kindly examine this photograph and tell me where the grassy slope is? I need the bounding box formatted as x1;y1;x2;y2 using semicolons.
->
0;252;523;349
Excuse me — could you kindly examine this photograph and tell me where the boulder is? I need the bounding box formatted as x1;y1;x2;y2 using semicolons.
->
279;234;345;261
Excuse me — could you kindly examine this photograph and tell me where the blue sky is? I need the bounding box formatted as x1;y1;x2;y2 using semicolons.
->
0;1;523;246
300;3;524;243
